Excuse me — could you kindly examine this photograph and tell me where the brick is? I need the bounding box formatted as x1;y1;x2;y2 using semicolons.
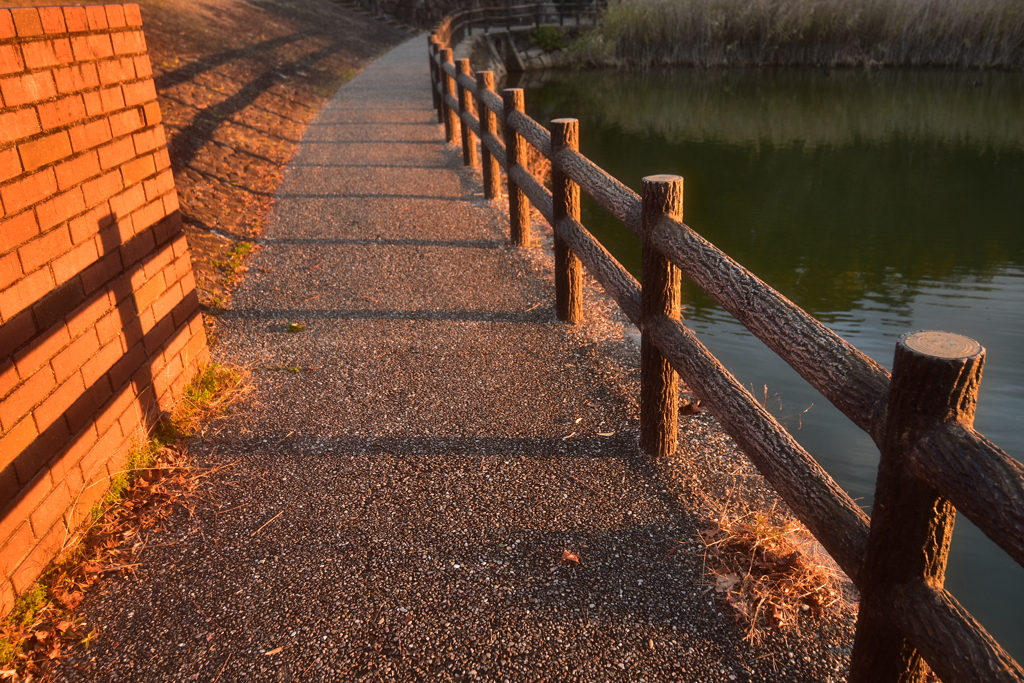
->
34;188;87;233
0;523;34;575
70;34;114;62
124;5;143;28
85;6;109;30
98;85;125;114
65;289;112;339
0;252;21;293
143;169;175;202
0;311;36;360
2;212;43;258
97;57;136;85
10;8;42;37
49;327;98;383
105;5;127;29
162;192;179;216
0;169;56;215
122;79;156;107
0;147;23;185
0;10;13;40
33;371;84;432
80;336;121;387
0;266;53;323
0;467;53;548
121;154;156;188
142;239;174;280
0;359;18;400
93;381;133;436
132;125;166;155
96;300;130;346
129;200;166;238
0;71;56;108
36;94;87;131
108;184;146;221
0;366;55;432
82;416;125;479
80;170;122;208
108;107;144;138
0;417;37;468
20;39;72;70
68;205;114;248
0;44;24;76
79;250;120;296
13;322;70;378
68;118;112;154
18;131;73;173
52;423;95;481
141;100;161;126
32;276;84;331
64;373;112;433
13;522;66;594
131;270;165;315
61;6;88;33
106;338;144;390
111;30;146;56
118;218;155;262
0;108;41;146
52;63;100;95
37;7;67;35
133;54;153;80
97;137;135;171
51;239;98;286
153;147;170;171
53;151;101;192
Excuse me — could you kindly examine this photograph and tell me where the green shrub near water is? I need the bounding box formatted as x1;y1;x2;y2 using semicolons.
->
576;0;1024;68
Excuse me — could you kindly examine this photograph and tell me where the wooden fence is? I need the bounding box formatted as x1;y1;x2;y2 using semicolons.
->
433;1;603;50
428;27;1024;683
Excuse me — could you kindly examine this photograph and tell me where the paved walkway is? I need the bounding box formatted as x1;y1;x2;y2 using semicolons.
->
60;38;852;682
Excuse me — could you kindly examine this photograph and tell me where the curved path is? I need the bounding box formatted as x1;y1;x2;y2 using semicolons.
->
60;37;852;682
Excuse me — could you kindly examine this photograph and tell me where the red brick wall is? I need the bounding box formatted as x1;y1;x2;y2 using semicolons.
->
0;3;207;615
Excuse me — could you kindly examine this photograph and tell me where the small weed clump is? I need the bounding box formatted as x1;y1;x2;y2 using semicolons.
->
699;500;848;641
0;363;246;681
530;25;565;52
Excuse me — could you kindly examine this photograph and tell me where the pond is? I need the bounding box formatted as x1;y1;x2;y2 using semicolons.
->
517;66;1024;660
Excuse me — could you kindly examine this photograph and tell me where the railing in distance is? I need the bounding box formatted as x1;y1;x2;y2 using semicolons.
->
428;31;1024;683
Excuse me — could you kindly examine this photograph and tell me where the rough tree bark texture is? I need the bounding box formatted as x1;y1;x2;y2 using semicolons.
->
639;176;682;459
851;331;984;683
456;59;478;167
551;119;583;323
476;71;501;200
503;88;530;247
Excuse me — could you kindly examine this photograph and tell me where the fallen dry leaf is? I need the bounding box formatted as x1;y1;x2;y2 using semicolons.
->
264;646;283;656
560;549;580;565
715;573;739;593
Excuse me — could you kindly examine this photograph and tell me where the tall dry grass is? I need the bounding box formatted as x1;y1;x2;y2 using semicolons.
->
580;0;1024;68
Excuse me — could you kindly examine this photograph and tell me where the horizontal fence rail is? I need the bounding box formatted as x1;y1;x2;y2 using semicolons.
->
428;25;1024;683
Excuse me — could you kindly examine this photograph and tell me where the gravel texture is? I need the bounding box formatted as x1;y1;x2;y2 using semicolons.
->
58;38;855;682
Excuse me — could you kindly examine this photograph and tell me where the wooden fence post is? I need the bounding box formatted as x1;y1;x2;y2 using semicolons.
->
640;175;682;458
849;331;985;683
551;118;583;322
503;88;531;247
428;37;444;124
456;59;479;168
440;48;459;145
477;71;501;200
428;35;441;121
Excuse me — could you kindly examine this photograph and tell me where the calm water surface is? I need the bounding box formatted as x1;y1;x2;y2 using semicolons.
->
519;68;1024;659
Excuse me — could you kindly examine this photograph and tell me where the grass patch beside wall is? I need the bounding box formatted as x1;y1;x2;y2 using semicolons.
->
575;0;1024;68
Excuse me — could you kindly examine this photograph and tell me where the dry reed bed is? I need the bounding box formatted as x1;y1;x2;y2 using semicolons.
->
577;0;1024;68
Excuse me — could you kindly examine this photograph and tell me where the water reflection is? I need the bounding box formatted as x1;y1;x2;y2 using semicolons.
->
521;67;1024;660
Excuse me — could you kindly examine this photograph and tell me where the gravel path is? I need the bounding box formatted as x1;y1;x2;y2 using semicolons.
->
59;38;854;682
